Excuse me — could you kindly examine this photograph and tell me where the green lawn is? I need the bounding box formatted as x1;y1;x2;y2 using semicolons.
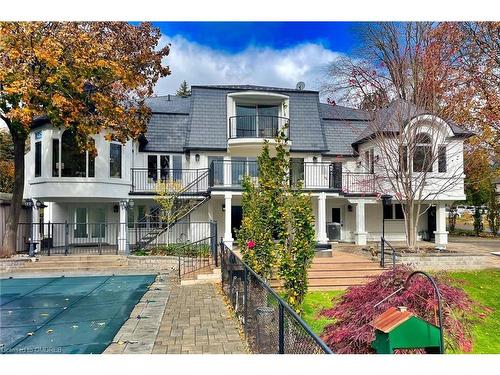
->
301;269;500;353
301;290;343;335
448;269;500;354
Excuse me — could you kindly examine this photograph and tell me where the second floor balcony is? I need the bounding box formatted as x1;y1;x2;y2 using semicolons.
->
130;161;376;195
228;115;290;139
209;160;376;194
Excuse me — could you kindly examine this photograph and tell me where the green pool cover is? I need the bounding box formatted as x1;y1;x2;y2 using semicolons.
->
0;274;156;354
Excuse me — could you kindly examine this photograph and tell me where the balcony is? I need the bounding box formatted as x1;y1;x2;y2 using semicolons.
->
209;160;377;194
130;168;209;195
227;115;290;155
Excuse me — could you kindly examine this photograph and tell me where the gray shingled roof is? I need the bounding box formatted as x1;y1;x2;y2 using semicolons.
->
185;86;328;152
144;95;191;114
352;99;473;145
322;120;369;156
141;89;472;155
192;84;318;93
141;113;189;153
319;103;372;121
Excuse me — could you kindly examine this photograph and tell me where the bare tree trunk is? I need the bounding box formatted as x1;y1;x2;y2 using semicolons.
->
1;124;26;257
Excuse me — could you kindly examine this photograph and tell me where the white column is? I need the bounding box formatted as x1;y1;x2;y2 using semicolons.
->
354;202;367;245
31;202;41;248
223;193;234;248
223;156;231;187
118;200;128;254
434;202;448;247
207;199;214;222
317;193;328;244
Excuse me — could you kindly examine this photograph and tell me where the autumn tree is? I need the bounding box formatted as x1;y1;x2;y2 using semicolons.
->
323;22;498;248
176;80;191;97
0;22;170;257
0;128;15;193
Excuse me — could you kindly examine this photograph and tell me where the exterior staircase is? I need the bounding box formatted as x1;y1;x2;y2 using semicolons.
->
6;255;128;274
180;266;221;285
307;251;384;290
135;170;211;250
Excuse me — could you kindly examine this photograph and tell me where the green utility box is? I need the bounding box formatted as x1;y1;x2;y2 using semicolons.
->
370;306;441;354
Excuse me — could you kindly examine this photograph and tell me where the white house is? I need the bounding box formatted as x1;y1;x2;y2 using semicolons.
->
22;84;472;253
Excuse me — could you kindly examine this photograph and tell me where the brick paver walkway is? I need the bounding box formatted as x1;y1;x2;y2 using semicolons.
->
152;283;247;354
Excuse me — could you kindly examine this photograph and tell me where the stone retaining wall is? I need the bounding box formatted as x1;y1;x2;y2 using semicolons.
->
0;258;33;272
397;253;489;271
126;255;178;271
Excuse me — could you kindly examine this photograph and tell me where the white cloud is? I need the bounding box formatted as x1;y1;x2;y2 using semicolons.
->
154;34;344;96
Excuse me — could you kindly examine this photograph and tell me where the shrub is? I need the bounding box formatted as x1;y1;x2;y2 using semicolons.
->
237;126;316;311
135;242;211;257
320;266;482;354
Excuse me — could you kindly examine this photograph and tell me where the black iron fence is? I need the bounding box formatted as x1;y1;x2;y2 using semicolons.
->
228;115;289;139
177;221;218;278
131;168;209;194
15;221;216;256
16;222;126;255
220;242;333;354
129;221;213;252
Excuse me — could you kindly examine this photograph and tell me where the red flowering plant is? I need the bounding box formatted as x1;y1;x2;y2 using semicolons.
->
320;266;486;354
247;240;256;249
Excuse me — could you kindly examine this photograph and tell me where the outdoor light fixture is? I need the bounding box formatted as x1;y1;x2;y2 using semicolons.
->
120;200;134;209
24;199;34;208
222;204;225;211
381;194;392;207
380;194;393;267
195;154;200;162
312;156;318;163
35;200;43;209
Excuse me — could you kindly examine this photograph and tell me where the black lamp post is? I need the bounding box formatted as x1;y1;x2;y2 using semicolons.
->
380;194;392;267
24;199;35;256
381;194;393;239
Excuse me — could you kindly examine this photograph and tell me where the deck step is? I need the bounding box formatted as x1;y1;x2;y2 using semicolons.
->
308;269;383;278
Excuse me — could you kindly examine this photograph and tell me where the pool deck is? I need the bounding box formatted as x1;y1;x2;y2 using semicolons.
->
105;275;247;354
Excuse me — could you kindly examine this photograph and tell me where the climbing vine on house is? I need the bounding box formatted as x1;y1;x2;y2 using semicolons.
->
237;126;316;312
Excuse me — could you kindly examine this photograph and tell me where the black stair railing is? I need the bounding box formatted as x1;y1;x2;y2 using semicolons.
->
134;170;211;250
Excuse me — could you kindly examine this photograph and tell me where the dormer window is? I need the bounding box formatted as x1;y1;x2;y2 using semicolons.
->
232;104;280;138
413;132;433;173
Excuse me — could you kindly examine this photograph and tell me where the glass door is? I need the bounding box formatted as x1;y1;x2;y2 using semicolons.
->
90;207;106;239
290;158;305;186
74;208;87;238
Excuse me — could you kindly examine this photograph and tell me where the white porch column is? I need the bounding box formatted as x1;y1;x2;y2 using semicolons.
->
118;200;128;254
223;193;234;248
354;202;367;245
317;193;328;244
207;199;214;222
434;202;448;247
31;202;41;247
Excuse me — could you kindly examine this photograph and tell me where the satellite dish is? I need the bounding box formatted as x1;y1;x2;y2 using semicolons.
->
296;81;305;91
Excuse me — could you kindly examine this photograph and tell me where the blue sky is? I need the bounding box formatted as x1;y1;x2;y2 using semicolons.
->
154;22;360;54
150;22;362;99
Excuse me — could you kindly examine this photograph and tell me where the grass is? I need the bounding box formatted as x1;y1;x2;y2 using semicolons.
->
448;269;500;354
300;290;343;335
300;269;500;353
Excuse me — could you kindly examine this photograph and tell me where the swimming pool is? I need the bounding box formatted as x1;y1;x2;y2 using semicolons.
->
0;274;156;354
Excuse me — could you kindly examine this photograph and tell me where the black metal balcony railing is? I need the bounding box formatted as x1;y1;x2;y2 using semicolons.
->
131;168;209;194
209;160;376;194
229;115;289;139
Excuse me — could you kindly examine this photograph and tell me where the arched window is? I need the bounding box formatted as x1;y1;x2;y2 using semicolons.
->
413;132;433;172
60;130;94;177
